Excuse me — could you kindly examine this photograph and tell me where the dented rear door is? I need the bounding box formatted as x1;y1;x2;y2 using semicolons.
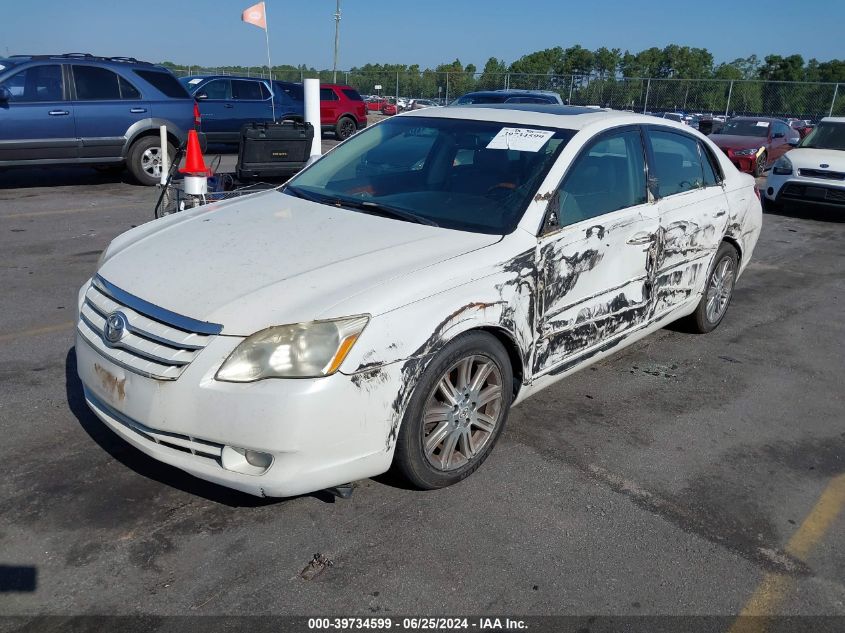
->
533;126;660;377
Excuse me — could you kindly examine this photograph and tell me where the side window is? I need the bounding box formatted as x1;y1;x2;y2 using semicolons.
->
320;88;339;101
232;79;266;100
699;142;721;187
73;66;122;100
118;76;141;100
557;129;647;227
648;129;704;197
0;65;63;102
200;79;232;100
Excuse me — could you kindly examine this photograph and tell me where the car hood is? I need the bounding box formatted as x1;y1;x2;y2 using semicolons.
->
97;190;500;335
783;147;845;170
710;134;768;150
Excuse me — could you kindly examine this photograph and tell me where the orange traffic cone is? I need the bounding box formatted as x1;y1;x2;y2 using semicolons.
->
180;130;210;176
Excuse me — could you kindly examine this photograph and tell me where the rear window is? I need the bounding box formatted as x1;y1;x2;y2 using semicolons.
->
134;70;190;98
320;87;339;101
276;82;303;101
342;88;362;101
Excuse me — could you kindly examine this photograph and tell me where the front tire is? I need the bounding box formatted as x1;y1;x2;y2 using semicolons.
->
127;136;175;186
686;242;739;333
393;331;513;490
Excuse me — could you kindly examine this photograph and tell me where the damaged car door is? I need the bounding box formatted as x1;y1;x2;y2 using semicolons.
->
646;128;730;316
534;126;659;376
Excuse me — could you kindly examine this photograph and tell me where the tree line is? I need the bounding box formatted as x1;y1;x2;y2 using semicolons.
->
160;45;845;117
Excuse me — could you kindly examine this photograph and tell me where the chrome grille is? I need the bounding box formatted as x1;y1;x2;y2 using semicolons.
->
77;275;222;380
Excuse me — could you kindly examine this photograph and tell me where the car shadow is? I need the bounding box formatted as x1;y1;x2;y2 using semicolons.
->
64;346;343;507
0;165;133;190
763;200;845;223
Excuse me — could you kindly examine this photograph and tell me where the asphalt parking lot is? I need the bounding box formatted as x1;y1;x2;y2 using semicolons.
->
0;137;843;624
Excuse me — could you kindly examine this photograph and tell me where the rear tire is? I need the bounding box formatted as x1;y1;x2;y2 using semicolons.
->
393;331;513;490
685;242;739;334
127;136;175;186
335;116;357;140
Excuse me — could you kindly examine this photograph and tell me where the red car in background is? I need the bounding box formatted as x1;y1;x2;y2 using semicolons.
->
709;116;800;177
787;118;815;138
364;96;397;115
320;84;367;140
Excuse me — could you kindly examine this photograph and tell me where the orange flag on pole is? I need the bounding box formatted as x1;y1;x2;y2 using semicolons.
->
242;1;267;29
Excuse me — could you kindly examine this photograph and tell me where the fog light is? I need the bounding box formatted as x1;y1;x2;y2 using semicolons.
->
221;445;273;475
245;450;272;468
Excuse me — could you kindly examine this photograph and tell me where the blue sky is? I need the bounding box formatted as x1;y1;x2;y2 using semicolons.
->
2;0;843;69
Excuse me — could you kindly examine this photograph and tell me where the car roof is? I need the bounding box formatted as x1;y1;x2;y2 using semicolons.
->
2;54;161;69
730;116;782;123
462;89;559;96
821;117;845;124
402;104;659;131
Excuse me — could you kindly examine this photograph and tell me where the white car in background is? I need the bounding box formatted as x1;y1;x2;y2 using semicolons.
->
76;105;761;498
765;117;845;209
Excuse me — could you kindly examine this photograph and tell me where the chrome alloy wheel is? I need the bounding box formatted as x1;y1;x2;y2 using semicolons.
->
140;146;163;178
705;255;735;323
422;355;504;472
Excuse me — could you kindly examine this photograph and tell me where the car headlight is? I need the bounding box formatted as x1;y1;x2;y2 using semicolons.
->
215;315;369;382
734;147;762;156
772;155;793;176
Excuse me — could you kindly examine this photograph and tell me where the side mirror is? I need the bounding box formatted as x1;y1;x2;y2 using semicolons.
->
0;86;11;102
195;92;209;101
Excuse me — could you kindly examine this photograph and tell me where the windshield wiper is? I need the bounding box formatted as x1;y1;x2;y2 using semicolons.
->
339;199;440;227
283;185;326;203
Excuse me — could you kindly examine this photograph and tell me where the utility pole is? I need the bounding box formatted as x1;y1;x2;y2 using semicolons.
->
332;0;341;83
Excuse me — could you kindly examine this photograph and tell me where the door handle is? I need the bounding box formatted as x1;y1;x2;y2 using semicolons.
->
626;232;656;245
130;107;147;113
48;110;70;116
715;209;727;217
223;103;234;109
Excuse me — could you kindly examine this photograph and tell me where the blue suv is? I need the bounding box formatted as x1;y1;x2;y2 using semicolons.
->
0;54;198;185
179;75;304;144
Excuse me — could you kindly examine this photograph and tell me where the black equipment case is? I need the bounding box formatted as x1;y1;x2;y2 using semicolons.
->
236;120;314;180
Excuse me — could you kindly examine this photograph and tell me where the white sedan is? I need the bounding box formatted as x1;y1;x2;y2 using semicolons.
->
76;105;762;497
765;116;845;209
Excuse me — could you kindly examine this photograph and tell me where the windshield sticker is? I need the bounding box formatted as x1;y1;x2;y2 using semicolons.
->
188;78;203;85
755;121;770;127
486;127;555;152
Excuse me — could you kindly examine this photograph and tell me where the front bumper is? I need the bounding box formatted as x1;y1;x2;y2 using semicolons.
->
75;327;398;498
764;173;845;208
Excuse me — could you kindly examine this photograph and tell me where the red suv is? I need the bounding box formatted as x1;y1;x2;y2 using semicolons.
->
320;84;367;140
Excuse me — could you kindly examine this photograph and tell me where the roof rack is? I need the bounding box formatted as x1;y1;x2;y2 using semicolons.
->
7;53;154;65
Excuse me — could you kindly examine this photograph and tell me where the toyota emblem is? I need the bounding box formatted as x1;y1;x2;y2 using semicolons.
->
104;311;127;344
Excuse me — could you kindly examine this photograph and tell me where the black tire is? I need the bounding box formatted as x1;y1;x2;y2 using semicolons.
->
754;151;767;178
685;242;739;334
393;331;514;490
335;116;357;140
762;195;781;214
126;136;175;186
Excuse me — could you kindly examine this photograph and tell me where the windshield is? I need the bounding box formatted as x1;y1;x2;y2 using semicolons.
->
285;116;574;234
718;119;770;137
799;122;845;151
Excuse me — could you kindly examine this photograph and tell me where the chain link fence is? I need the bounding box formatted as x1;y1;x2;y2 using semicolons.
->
169;67;844;119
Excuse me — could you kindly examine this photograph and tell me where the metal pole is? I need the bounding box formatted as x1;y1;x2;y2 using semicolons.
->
643;78;651;114
445;72;449;104
568;75;574;105
505;73;510;90
396;71;400;108
725;80;734;117
332;0;341;83
264;3;275;120
830;83;839;117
